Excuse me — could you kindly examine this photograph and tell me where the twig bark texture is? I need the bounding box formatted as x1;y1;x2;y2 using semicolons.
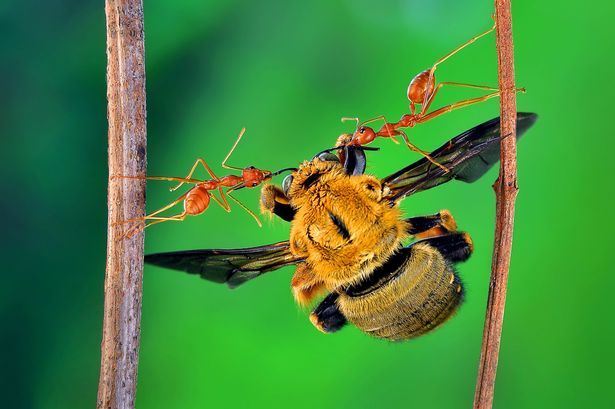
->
473;1;518;408
97;1;147;408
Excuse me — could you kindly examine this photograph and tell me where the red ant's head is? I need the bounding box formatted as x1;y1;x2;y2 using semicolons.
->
351;126;377;146
242;166;272;188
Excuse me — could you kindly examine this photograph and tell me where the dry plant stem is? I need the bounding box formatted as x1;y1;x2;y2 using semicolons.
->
472;1;518;408
97;0;147;408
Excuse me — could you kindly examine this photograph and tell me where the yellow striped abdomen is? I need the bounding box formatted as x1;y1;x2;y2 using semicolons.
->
337;242;463;341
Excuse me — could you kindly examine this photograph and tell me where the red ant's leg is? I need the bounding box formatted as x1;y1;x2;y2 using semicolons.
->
170;158;220;192
210;192;232;213
122;212;188;239
430;22;496;72
113;191;190;227
419;21;496;113
112;175;203;184
419;82;500;116
226;188;262;227
221;128;248;171
215;186;232;212
417;90;505;124
207;185;258;225
115;192;190;239
396;130;449;173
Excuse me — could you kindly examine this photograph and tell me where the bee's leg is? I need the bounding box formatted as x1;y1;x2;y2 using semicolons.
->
406;209;458;238
309;292;347;334
291;264;326;306
417;231;473;263
260;184;295;222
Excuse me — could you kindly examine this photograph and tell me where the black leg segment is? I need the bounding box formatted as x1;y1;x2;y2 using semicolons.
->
406;209;457;236
417;232;473;263
260;185;296;222
271;201;295;222
309;292;347;333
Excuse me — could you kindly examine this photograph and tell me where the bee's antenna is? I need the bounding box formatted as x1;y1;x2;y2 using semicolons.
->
315;146;380;157
271;167;298;177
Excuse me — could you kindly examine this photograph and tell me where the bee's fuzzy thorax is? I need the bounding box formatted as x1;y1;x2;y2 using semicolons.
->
287;159;409;288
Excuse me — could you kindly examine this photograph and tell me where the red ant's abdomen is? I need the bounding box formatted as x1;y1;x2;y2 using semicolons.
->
407;70;434;104
184;186;210;215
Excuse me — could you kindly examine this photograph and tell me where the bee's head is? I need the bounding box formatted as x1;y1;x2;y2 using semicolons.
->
286;159;342;200
308;144;376;178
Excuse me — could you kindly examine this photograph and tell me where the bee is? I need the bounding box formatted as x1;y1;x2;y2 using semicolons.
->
146;113;537;341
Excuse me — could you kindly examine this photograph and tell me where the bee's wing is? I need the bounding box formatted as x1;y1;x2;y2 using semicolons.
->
145;241;301;288
382;113;538;202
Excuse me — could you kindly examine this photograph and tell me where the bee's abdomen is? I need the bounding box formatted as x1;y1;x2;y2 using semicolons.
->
338;242;463;341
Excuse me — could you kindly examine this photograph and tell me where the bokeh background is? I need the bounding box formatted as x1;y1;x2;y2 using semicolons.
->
2;0;614;408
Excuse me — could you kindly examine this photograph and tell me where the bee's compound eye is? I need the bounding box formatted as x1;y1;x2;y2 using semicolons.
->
316;152;339;162
282;174;293;196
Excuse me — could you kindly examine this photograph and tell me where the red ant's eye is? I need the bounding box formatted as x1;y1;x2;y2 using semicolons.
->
359;127;366;134
252;182;257;187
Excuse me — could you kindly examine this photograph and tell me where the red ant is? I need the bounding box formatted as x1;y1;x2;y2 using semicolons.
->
337;20;525;172
112;128;296;239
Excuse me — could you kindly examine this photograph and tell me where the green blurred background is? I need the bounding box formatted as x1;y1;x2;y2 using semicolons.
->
2;0;613;408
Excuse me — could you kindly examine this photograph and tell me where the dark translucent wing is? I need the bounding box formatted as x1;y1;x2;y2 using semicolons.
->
382;112;538;201
145;241;301;288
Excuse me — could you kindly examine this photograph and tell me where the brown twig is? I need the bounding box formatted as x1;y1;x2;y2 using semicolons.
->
472;1;518;408
97;0;147;408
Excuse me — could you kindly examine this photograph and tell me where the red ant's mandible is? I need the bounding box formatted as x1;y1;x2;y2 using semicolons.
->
112;128;295;239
